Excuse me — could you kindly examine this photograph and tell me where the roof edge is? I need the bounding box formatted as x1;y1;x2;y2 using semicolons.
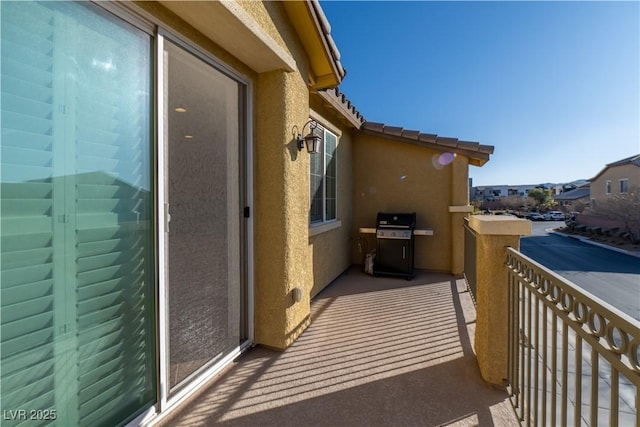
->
589;154;640;181
283;1;345;90
360;121;494;166
317;88;366;129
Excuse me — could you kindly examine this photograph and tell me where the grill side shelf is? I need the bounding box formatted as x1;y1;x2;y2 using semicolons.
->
358;227;433;236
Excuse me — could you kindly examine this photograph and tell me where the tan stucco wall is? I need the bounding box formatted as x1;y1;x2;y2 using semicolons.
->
254;68;315;350
134;2;257;79
244;2;355;349
238;1;291;53
251;12;315;349
591;164;640;200
352;134;471;273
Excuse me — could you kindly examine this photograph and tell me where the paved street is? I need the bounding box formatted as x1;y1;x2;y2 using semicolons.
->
520;221;640;321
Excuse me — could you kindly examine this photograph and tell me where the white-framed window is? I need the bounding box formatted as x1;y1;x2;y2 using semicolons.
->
605;180;612;194
310;124;337;224
619;179;629;193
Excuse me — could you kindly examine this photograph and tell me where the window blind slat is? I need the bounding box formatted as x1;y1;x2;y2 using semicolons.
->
1;247;53;270
1;217;52;235
1;199;52;217
76;198;141;214
2;75;53;104
1;326;54;359
76;224;133;243
2;376;55;410
1;295;54;324
78;345;120;375
76;214;134;229
1;264;53;288
1;312;53;342
3;107;52;134
77;289;122;313
2;182;52;199
78;355;123;390
2;348;54;377
1;280;53;306
2;133;52;156
77;323;121;352
3;90;53;118
77;305;123;327
77;237;135;258
77;183;138;199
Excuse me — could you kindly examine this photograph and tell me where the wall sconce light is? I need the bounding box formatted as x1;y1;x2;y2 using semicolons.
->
295;120;320;154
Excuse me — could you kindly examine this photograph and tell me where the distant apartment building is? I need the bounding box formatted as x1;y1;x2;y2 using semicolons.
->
471;180;590;204
471;184;539;202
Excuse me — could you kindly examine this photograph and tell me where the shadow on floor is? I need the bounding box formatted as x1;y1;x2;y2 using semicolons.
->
163;267;518;427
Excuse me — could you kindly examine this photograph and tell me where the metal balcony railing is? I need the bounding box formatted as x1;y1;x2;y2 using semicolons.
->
505;247;639;426
463;217;477;304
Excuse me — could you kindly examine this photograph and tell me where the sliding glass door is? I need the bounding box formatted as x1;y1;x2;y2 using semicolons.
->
2;2;251;423
162;39;247;393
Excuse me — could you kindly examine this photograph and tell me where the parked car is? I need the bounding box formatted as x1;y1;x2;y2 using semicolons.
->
544;211;565;221
493;211;514;216
526;213;545;221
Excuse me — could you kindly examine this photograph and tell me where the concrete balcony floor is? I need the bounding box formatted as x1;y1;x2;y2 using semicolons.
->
163;267;519;426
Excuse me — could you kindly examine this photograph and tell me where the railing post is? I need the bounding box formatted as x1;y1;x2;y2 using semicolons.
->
468;215;531;386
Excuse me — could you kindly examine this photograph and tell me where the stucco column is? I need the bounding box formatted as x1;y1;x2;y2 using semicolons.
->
469;216;531;386
449;155;471;275
254;70;312;350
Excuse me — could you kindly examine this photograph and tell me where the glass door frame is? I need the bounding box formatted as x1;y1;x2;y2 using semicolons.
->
155;29;254;416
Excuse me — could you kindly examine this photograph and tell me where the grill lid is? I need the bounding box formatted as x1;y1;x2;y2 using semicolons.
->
376;212;416;229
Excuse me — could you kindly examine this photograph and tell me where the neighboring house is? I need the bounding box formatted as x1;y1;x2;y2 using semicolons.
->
589;154;640;208
0;1;492;425
553;184;590;209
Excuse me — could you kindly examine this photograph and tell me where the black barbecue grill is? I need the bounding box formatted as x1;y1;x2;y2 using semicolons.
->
374;212;417;279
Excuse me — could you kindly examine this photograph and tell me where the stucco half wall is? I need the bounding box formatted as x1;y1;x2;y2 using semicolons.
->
352;133;471;274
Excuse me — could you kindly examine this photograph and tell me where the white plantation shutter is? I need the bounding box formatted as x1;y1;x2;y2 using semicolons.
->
1;2;155;426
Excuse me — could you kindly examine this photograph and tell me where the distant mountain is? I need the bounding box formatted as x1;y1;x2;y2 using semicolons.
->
568;179;589;186
531;179;588;188
473;179;588;189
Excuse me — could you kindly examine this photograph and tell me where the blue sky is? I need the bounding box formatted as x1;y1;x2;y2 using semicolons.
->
320;1;640;186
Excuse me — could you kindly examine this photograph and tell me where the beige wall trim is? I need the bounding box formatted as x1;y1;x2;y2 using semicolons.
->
448;205;474;213
469;216;532;236
309;220;342;237
159;0;296;73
